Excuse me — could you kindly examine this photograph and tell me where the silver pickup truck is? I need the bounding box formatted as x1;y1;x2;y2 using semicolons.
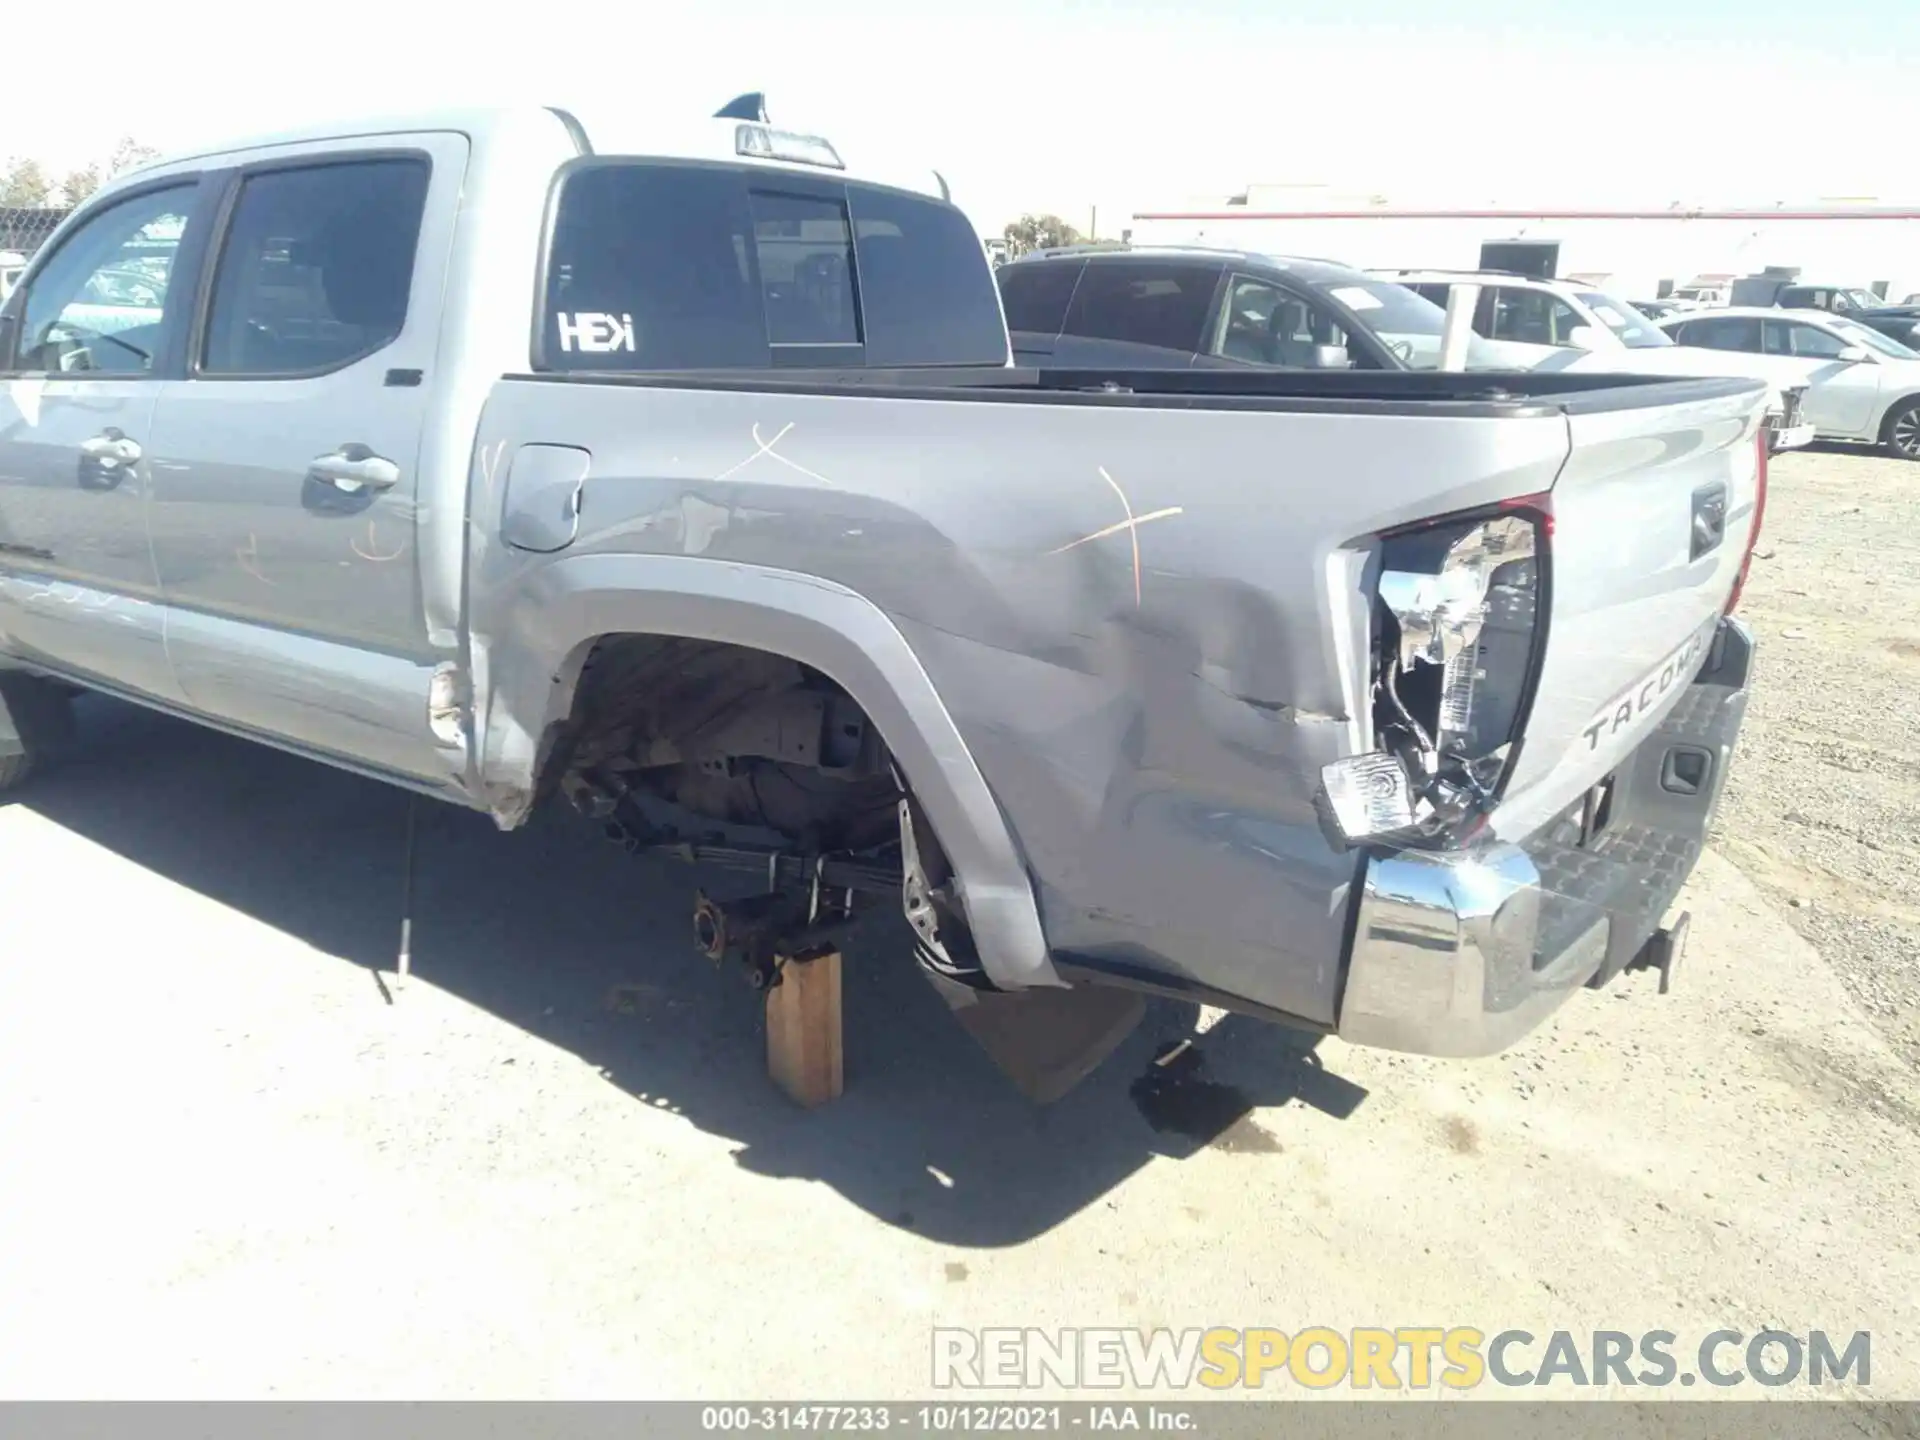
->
0;103;1765;1099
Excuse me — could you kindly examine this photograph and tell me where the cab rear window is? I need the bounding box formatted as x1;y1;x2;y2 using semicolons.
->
537;160;1008;371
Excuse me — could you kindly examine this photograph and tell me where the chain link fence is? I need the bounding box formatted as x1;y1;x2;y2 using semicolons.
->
1;206;71;294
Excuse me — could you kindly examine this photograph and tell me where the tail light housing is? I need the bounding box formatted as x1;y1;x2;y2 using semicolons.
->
1315;495;1552;851
1724;426;1768;616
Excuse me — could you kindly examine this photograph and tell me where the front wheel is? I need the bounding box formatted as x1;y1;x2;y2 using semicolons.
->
1882;398;1920;460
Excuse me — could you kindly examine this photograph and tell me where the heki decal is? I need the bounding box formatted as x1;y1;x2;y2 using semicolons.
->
555;312;635;353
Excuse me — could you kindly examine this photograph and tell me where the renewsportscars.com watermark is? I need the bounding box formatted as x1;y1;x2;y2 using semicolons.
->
932;1328;1872;1391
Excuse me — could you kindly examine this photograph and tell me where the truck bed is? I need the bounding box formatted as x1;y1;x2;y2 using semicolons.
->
467;364;1767;1032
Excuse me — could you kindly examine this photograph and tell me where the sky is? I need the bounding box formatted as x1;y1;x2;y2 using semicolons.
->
10;0;1920;233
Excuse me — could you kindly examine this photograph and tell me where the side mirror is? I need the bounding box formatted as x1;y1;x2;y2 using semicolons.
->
1311;343;1351;369
1835;345;1871;364
1566;326;1604;351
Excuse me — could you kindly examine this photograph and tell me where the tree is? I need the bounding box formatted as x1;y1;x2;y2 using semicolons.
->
58;162;103;206
108;137;160;176
0;158;53;208
46;139;160;206
1003;213;1082;256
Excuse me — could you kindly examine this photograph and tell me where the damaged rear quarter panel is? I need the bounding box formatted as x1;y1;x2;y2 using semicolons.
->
469;380;1570;1024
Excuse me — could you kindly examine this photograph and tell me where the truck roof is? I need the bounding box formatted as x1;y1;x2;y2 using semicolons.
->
120;103;949;200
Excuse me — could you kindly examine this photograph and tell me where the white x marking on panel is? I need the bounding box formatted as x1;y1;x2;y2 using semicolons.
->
1047;466;1184;606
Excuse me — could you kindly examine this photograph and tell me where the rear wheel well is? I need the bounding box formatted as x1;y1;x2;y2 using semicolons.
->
537;631;993;988
540;633;899;850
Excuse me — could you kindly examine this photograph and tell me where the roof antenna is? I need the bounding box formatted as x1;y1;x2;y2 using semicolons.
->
932;169;951;202
715;92;769;122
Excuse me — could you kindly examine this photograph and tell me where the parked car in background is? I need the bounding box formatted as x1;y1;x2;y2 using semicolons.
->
1383;270;1814;451
0;251;25;301
1666;283;1731;311
1386;269;1678;351
1629;297;1682;321
1738;281;1920;349
59;266;168;350
996;244;1534;371
1660;307;1920;459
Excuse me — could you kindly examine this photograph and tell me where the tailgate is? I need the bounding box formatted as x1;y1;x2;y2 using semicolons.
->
1492;378;1767;838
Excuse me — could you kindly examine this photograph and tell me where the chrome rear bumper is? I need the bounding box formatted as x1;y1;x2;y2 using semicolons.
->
1336;617;1753;1058
1338;842;1605;1057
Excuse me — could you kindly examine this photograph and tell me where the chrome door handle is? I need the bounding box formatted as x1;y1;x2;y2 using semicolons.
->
308;446;399;494
79;431;142;465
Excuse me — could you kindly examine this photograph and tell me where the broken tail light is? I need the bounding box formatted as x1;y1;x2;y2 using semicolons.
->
1724;426;1768;616
1315;495;1552;850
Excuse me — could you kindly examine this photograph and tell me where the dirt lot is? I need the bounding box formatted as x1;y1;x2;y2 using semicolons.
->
1714;442;1920;1069
0;445;1916;1403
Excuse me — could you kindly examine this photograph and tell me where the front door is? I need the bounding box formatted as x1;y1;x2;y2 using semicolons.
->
1762;318;1883;436
1203;273;1361;368
145;135;468;784
0;179;209;702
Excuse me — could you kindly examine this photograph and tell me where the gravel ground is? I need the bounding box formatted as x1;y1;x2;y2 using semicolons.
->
3;735;1918;1400
1713;442;1920;1070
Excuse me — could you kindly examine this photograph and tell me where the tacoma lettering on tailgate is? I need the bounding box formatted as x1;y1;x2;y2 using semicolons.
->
1580;624;1712;752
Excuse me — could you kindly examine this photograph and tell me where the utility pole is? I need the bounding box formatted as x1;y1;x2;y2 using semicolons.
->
1438;283;1481;371
1090;205;1098;241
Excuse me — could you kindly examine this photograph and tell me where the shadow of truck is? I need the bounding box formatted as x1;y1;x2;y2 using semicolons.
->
16;695;1367;1247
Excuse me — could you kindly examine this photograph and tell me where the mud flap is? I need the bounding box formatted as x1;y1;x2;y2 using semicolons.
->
920;967;1146;1104
898;792;1141;1100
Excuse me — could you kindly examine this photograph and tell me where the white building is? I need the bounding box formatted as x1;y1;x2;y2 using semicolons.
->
1126;184;1920;304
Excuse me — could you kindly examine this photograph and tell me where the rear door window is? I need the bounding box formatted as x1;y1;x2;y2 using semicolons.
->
201;158;430;376
1681;316;1762;352
1060;260;1219;358
539;161;1007;370
996;261;1081;336
1485;287;1584;346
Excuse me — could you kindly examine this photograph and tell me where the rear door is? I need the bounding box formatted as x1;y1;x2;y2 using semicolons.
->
0;177;214;701
144;135;467;783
